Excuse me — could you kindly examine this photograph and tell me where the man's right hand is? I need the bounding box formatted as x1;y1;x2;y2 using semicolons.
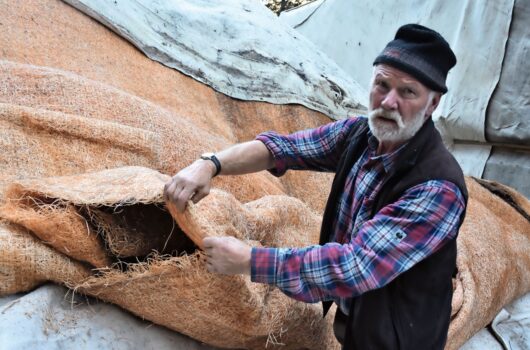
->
164;140;274;212
164;159;217;212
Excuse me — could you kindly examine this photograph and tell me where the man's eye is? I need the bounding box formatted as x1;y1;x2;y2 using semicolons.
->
376;81;388;89
404;88;416;96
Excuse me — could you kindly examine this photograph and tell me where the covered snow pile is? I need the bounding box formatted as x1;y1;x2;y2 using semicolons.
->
0;1;529;349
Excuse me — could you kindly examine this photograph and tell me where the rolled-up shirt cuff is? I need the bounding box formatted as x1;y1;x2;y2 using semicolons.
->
256;133;288;177
251;247;279;284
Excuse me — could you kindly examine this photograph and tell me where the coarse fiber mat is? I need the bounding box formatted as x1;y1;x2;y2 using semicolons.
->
0;166;338;349
170;175;530;349
0;193;111;268
0;221;91;296
1;0;337;214
0;76;289;209
0;167;196;264
446;178;530;350
1;167;529;348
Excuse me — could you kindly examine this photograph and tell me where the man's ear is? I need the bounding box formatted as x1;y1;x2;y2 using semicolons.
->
425;92;441;117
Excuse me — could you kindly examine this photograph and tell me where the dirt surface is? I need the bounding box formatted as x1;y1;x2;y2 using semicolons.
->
262;0;316;14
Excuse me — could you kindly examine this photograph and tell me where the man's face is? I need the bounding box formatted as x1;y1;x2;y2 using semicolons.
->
368;64;440;144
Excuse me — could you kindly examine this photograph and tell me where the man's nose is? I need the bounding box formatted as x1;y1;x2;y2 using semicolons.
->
381;90;398;110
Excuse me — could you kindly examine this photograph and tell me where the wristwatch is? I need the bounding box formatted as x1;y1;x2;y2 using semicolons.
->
200;152;221;177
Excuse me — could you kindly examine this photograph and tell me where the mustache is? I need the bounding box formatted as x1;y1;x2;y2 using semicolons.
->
368;108;404;128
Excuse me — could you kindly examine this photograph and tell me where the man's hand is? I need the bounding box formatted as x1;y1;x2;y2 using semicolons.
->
203;236;252;275
164;160;216;212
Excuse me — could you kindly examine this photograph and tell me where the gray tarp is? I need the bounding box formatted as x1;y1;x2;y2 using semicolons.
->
486;0;529;146
280;0;529;198
483;148;530;198
279;0;513;184
281;0;513;143
480;0;530;198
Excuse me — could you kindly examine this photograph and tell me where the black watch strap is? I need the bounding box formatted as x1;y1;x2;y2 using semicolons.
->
200;153;221;177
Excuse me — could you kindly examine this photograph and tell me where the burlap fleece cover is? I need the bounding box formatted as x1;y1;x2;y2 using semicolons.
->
0;1;529;349
0;166;528;349
0;166;337;349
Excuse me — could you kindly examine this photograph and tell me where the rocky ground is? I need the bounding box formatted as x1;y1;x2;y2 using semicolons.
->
262;0;316;14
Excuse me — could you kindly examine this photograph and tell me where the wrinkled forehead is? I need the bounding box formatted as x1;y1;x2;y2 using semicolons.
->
372;64;425;87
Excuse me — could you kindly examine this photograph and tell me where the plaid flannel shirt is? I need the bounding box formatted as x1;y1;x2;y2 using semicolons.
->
251;116;465;315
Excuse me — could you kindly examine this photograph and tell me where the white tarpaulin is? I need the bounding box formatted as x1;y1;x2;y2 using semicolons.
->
280;0;516;181
0;284;218;350
282;0;530;198
2;285;528;350
280;0;513;143
62;0;367;119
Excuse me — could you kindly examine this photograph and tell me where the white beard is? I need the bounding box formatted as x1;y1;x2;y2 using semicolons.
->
368;105;428;144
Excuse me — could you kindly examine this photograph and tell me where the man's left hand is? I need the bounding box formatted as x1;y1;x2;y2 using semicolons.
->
203;236;252;275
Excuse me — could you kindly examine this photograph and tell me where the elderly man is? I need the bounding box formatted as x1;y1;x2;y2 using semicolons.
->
164;24;467;349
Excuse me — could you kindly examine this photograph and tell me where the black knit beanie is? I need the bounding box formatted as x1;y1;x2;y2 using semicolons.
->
373;24;456;93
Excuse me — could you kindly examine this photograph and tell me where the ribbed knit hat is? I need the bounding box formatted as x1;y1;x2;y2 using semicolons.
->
373;24;456;93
